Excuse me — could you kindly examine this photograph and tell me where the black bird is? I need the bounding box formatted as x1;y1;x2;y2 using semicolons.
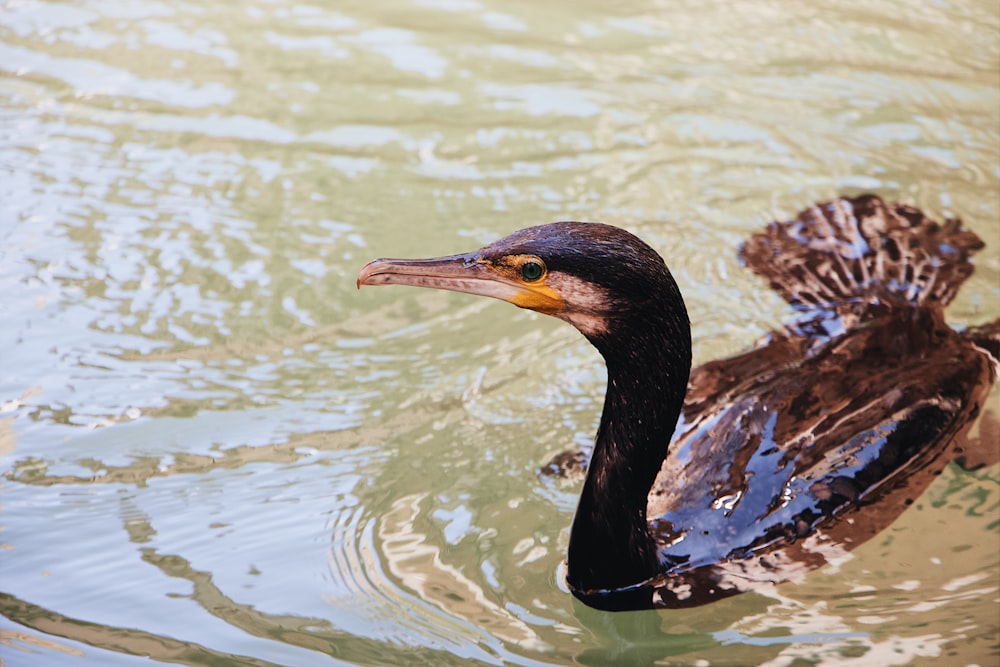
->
357;194;998;611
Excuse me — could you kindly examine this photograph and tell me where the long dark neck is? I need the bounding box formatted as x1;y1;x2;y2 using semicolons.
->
566;306;691;594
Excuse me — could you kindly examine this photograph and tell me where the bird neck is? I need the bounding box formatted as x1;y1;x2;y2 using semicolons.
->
566;307;691;594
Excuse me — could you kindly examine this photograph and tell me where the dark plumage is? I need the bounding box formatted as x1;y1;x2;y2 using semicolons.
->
357;194;998;611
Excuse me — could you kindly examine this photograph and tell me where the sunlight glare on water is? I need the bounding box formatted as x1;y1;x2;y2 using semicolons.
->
1;0;998;665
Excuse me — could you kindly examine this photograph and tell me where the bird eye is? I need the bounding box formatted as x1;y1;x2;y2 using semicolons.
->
520;260;544;282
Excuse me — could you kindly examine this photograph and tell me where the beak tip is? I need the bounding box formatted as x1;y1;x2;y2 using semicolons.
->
356;260;380;289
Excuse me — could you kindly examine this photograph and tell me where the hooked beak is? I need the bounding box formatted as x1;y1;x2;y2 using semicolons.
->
357;251;562;312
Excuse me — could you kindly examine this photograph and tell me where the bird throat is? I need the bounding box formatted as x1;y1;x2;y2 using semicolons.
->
567;310;692;596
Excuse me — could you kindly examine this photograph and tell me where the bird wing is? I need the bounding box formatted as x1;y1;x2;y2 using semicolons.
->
647;309;995;579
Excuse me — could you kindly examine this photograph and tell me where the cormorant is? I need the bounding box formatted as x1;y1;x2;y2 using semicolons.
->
357;194;999;611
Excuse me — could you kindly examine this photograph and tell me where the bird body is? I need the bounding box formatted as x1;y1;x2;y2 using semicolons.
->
357;194;998;611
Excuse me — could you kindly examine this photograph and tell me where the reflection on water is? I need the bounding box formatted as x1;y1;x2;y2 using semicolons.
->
1;0;997;664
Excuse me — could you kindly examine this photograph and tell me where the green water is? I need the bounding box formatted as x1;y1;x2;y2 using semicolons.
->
2;1;998;665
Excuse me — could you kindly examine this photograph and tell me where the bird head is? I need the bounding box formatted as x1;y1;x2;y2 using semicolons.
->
357;222;682;340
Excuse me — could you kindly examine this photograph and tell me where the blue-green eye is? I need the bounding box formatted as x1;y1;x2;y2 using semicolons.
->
520;261;544;282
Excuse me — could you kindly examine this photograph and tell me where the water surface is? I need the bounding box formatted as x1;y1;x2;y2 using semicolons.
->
2;1;998;665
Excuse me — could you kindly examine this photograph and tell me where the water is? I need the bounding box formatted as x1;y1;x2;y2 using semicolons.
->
1;0;998;665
